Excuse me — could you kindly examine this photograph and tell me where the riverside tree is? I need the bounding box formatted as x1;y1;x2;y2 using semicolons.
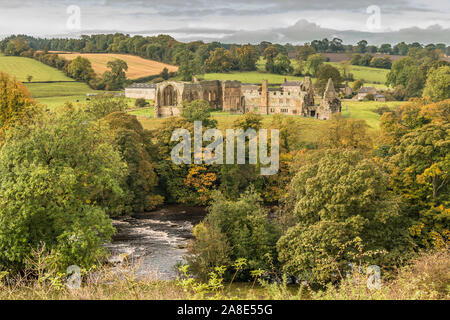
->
0;110;127;272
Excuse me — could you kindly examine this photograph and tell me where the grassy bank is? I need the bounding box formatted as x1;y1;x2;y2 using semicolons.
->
1;250;447;300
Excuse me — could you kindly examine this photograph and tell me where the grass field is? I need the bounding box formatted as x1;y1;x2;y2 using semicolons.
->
0;55;74;82
130;99;403;143
196;57;389;89
57;53;178;79
198;72;304;84
328;62;389;85
341;100;403;129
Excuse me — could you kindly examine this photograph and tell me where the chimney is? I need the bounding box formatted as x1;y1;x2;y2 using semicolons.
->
261;80;269;114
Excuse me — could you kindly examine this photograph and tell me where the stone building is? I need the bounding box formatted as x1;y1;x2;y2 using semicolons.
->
124;83;157;100
354;86;377;101
154;77;341;120
317;79;342;120
342;81;353;98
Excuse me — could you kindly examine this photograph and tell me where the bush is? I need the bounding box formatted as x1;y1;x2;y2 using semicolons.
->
374;105;393;115
363;93;375;101
135;98;148;108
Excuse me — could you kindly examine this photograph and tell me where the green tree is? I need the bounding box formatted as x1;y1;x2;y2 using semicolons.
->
101;59;128;90
0;110;126;272
102;112;163;214
272;54;293;75
181;99;217;128
305;54;325;76
277;150;414;283
160;67;170;80
84;94;128;119
423;66;450;102
315;64;342;95
67;56;96;82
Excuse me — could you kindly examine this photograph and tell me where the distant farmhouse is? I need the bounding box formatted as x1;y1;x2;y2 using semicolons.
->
125;83;157;100
149;77;341;120
354;86;386;101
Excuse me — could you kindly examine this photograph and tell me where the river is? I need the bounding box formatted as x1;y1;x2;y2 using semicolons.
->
105;206;206;280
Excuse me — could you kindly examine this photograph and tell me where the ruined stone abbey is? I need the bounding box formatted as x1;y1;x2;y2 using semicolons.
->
153;77;341;120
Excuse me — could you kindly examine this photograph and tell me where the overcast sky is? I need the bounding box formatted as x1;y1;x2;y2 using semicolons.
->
0;0;449;44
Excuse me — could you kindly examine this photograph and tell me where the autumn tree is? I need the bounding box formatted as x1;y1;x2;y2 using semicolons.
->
379;99;450;248
235;45;258;71
0;72;39;139
319;115;373;151
203;48;235;73
263;46;279;63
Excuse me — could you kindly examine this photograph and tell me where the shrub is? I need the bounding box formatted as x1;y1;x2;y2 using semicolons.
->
135;98;148;108
374;105;393;115
363;93;375;101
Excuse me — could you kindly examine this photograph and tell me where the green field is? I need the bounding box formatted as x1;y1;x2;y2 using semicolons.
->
328;62;389;86
341;100;403;129
199;72;304;84
25;82;97;98
195;57;389;88
130;99;404;139
0;55;74;82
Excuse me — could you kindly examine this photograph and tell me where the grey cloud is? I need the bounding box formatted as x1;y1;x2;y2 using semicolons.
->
219;20;450;45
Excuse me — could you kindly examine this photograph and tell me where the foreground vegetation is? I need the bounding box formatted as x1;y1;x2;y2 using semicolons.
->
0;249;447;300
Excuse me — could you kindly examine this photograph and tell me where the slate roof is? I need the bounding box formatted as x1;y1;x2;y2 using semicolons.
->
126;83;156;89
358;87;377;94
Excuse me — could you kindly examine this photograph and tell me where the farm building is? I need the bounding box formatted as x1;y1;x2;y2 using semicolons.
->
125;83;156;100
354;86;378;101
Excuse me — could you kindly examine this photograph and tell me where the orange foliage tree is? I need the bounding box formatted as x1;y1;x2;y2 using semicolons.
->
0;72;39;139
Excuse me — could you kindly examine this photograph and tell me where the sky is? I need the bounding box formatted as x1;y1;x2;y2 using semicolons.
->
0;0;449;45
